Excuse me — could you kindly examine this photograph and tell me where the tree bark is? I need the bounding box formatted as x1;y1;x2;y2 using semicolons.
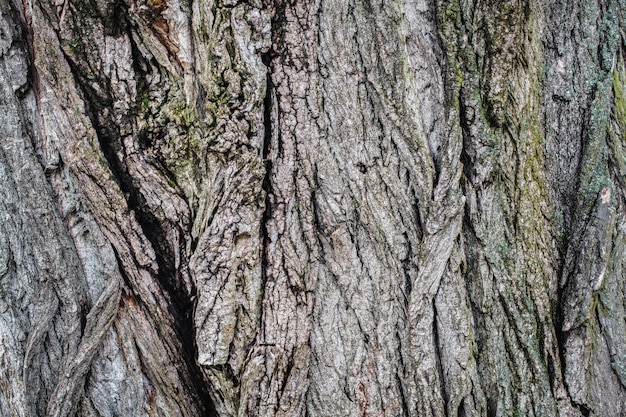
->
1;0;625;415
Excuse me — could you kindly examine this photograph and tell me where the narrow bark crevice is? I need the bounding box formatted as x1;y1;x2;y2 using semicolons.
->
3;0;626;415
395;371;410;417
432;299;449;417
577;403;592;417
51;34;218;417
259;49;274;344
95;124;216;416
458;100;474;186
554;304;573;408
401;231;414;303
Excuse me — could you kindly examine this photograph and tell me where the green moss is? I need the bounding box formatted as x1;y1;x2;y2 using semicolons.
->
138;93;150;113
612;59;626;128
605;59;626;201
494;239;512;263
63;38;80;50
573;77;614;213
437;0;461;40
169;100;198;130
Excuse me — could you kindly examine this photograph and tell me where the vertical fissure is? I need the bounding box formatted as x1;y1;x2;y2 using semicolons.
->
55;34;218;416
259;49;274;344
396;372;411;417
432;299;449;417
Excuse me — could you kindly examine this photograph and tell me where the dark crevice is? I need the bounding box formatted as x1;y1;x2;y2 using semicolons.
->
111;246;134;291
102;0;129;38
12;0;48;168
460;211;483;351
310;178;328;257
54;24;217;415
278;358;295;403
401;231;413;303
457;398;466;417
396;373;410;417
570;84;597;220
432;300;449;417
125;27;216;417
553;85;598;412
91;107;216;417
259;49;274;347
557;329;590;416
459;100;475;185
578;403;592;417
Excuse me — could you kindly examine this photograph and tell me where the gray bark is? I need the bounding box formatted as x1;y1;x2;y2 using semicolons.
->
0;0;625;416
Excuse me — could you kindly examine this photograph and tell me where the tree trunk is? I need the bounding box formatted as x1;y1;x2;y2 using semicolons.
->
1;0;625;415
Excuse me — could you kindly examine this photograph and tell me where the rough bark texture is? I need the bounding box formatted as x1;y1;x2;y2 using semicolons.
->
1;0;626;415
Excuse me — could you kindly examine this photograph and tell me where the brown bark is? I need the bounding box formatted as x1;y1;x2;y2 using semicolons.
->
0;0;625;416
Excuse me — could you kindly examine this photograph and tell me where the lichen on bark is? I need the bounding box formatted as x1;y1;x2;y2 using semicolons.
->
0;0;626;416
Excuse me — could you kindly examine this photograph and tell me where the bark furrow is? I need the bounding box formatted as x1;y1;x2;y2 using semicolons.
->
0;0;625;416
